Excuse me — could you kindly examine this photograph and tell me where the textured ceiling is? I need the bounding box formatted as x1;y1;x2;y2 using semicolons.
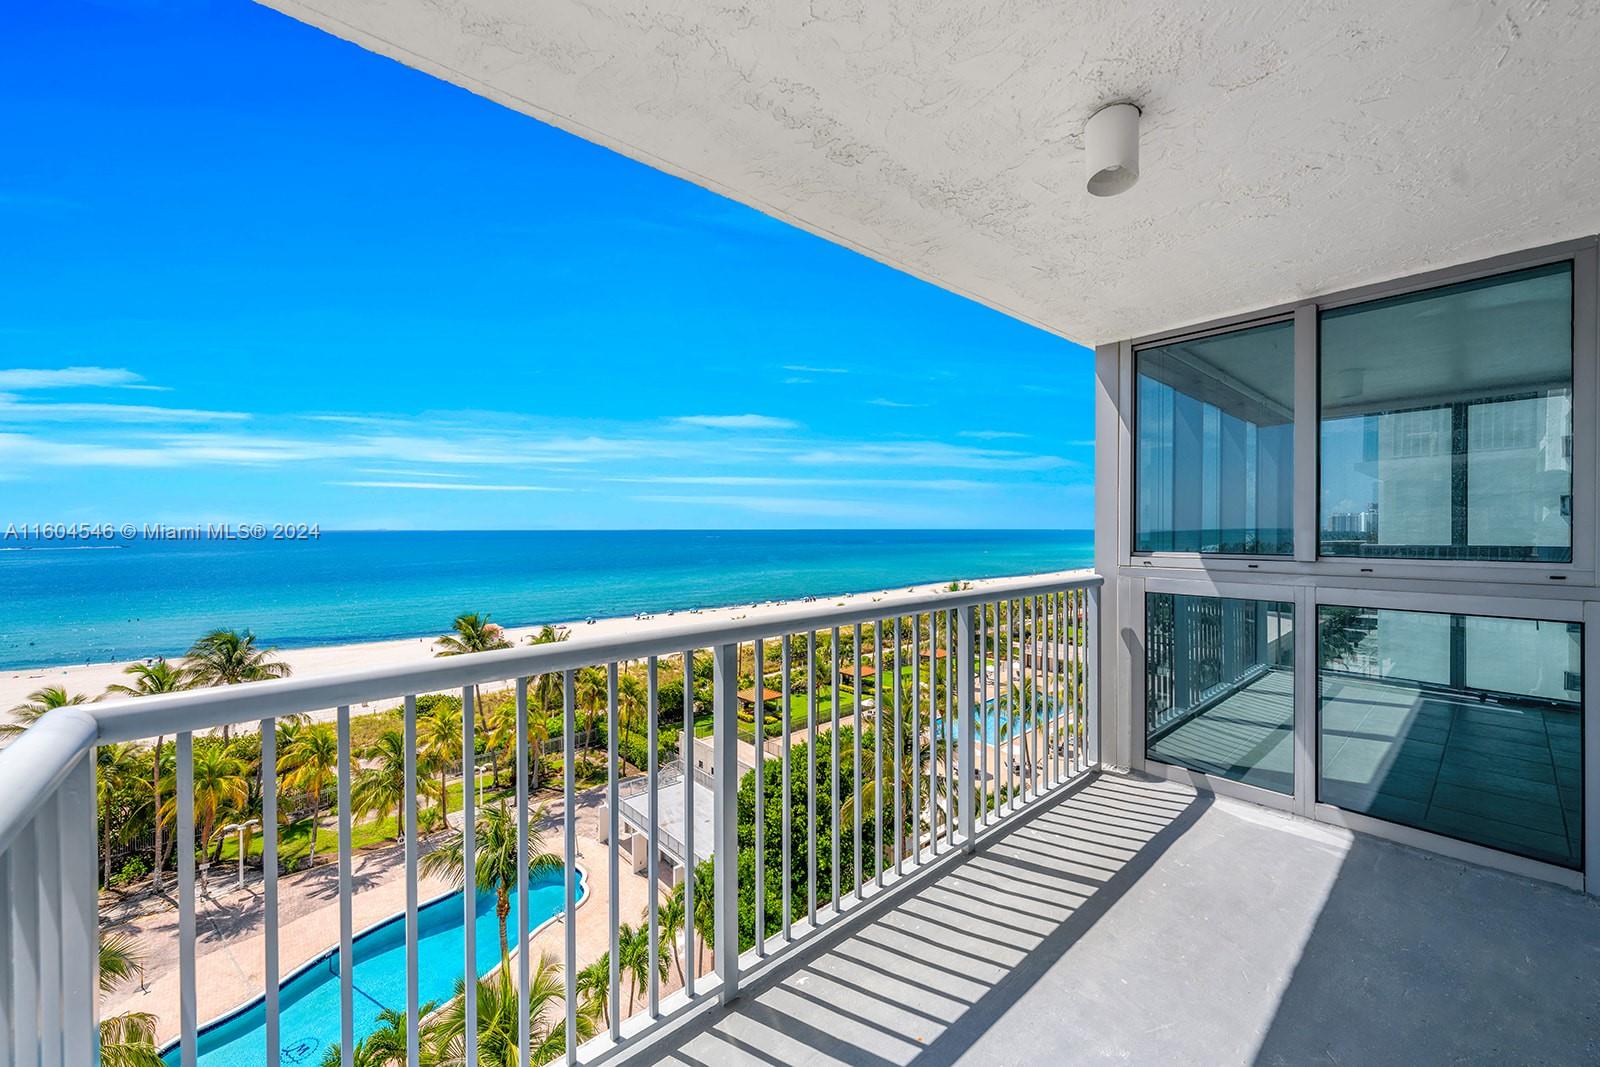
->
262;0;1600;344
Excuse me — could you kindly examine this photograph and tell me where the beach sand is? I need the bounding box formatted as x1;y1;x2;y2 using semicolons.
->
0;571;1085;733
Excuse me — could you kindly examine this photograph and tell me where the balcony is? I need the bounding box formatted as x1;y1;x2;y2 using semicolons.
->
627;773;1600;1066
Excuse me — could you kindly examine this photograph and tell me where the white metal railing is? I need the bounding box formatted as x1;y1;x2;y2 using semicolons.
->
0;569;1100;1067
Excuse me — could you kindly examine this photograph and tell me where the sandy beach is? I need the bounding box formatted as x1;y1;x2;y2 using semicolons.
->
0;570;1087;732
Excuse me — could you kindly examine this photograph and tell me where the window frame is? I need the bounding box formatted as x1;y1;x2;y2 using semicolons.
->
1121;238;1597;586
1130;312;1298;561
1312;585;1585;876
1316;259;1579;566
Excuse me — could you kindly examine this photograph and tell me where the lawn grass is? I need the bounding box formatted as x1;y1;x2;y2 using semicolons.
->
212;771;506;867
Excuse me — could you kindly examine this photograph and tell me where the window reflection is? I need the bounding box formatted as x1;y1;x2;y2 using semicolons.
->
1137;321;1295;555
1318;605;1583;868
1320;262;1573;561
1146;593;1295;794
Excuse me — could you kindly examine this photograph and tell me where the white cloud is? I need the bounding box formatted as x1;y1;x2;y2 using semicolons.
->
794;441;1068;471
612;474;987;491
330;481;568;493
958;430;1028;440
0;366;157;390
0;398;248;423
353;468;475;479
867;398;923;409
673;414;801;431
781;364;848;375
633;494;912;519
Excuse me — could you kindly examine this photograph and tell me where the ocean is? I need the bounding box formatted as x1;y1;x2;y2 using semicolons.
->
0;529;1092;670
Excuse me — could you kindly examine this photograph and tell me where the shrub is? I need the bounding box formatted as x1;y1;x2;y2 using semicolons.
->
112;855;149;888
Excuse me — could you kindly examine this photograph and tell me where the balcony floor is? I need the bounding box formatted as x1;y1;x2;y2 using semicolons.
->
632;773;1600;1066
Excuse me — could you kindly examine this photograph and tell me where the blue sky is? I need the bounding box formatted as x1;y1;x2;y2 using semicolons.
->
0;0;1093;531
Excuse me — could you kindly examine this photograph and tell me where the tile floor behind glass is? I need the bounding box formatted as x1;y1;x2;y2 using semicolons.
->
1147;672;1581;867
1319;676;1581;868
1146;669;1295;794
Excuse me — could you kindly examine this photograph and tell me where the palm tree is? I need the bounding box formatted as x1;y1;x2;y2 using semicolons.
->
576;953;611;1027
616;673;647;751
479;691;515;790
158;743;250;867
575;666;606;737
105;659;190;891
183;630;290;741
436;613;511;797
278;723;338;869
353;726;407;841
100;930;146;993
839;676;948;868
316;1003;431;1067
0;685;88;743
657;882;687;984
435;612;513;658
423;956;594;1066
615;921;664;1016
99;930;162;1067
421;799;562;965
99;1011;164;1067
97;742;149;888
689;860;715;975
418;700;463;824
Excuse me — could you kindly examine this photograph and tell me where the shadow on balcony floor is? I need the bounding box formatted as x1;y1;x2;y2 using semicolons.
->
631;773;1600;1066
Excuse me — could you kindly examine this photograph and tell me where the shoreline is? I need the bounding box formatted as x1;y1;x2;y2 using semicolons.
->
0;569;1087;731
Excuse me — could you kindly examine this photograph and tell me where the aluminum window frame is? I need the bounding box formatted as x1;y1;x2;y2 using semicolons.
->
1129;313;1299;562
1108;236;1600;894
1121;238;1598;585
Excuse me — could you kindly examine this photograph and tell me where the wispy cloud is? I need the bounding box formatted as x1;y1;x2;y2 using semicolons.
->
633;494;916;519
0;396;248;423
0;366;164;391
782;364;848;375
330;480;568;493
783;376;813;385
867;398;923;409
353;468;476;479
673;414;800;431
794;441;1068;471
958;430;1028;440
611;474;988;491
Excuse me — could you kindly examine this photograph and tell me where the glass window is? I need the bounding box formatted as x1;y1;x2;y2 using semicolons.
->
1145;592;1295;794
1320;262;1573;561
1319;605;1582;868
1136;320;1295;555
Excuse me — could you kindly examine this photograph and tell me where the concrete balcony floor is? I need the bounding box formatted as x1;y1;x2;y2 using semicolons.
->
630;774;1600;1066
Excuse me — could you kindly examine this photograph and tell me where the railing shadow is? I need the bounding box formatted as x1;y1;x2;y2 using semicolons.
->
632;771;1211;1066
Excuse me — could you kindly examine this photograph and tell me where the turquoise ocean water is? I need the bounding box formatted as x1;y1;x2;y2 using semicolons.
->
0;530;1092;670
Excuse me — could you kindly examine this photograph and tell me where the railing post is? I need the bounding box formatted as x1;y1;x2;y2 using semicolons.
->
957;604;976;852
1087;582;1102;768
711;641;740;1005
60;750;98;1066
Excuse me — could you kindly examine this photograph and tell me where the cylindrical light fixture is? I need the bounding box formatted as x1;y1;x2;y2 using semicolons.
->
1085;102;1141;197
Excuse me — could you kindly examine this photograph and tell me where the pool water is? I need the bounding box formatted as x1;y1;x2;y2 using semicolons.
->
935;698;1064;744
162;868;582;1066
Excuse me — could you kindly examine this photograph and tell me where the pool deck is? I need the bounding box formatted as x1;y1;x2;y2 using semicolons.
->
102;779;672;1044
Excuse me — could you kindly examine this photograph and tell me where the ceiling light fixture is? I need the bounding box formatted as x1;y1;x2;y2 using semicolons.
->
1085;102;1141;197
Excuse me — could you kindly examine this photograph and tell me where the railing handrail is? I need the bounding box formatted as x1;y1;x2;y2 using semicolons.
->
67;569;1098;745
0;706;98;857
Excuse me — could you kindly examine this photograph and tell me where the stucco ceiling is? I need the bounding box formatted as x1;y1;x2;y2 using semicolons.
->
262;0;1600;345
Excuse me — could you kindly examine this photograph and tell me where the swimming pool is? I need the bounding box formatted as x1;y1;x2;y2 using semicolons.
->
161;867;584;1066
935;698;1064;744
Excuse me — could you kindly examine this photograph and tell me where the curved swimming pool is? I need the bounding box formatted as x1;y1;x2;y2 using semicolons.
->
161;867;584;1066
